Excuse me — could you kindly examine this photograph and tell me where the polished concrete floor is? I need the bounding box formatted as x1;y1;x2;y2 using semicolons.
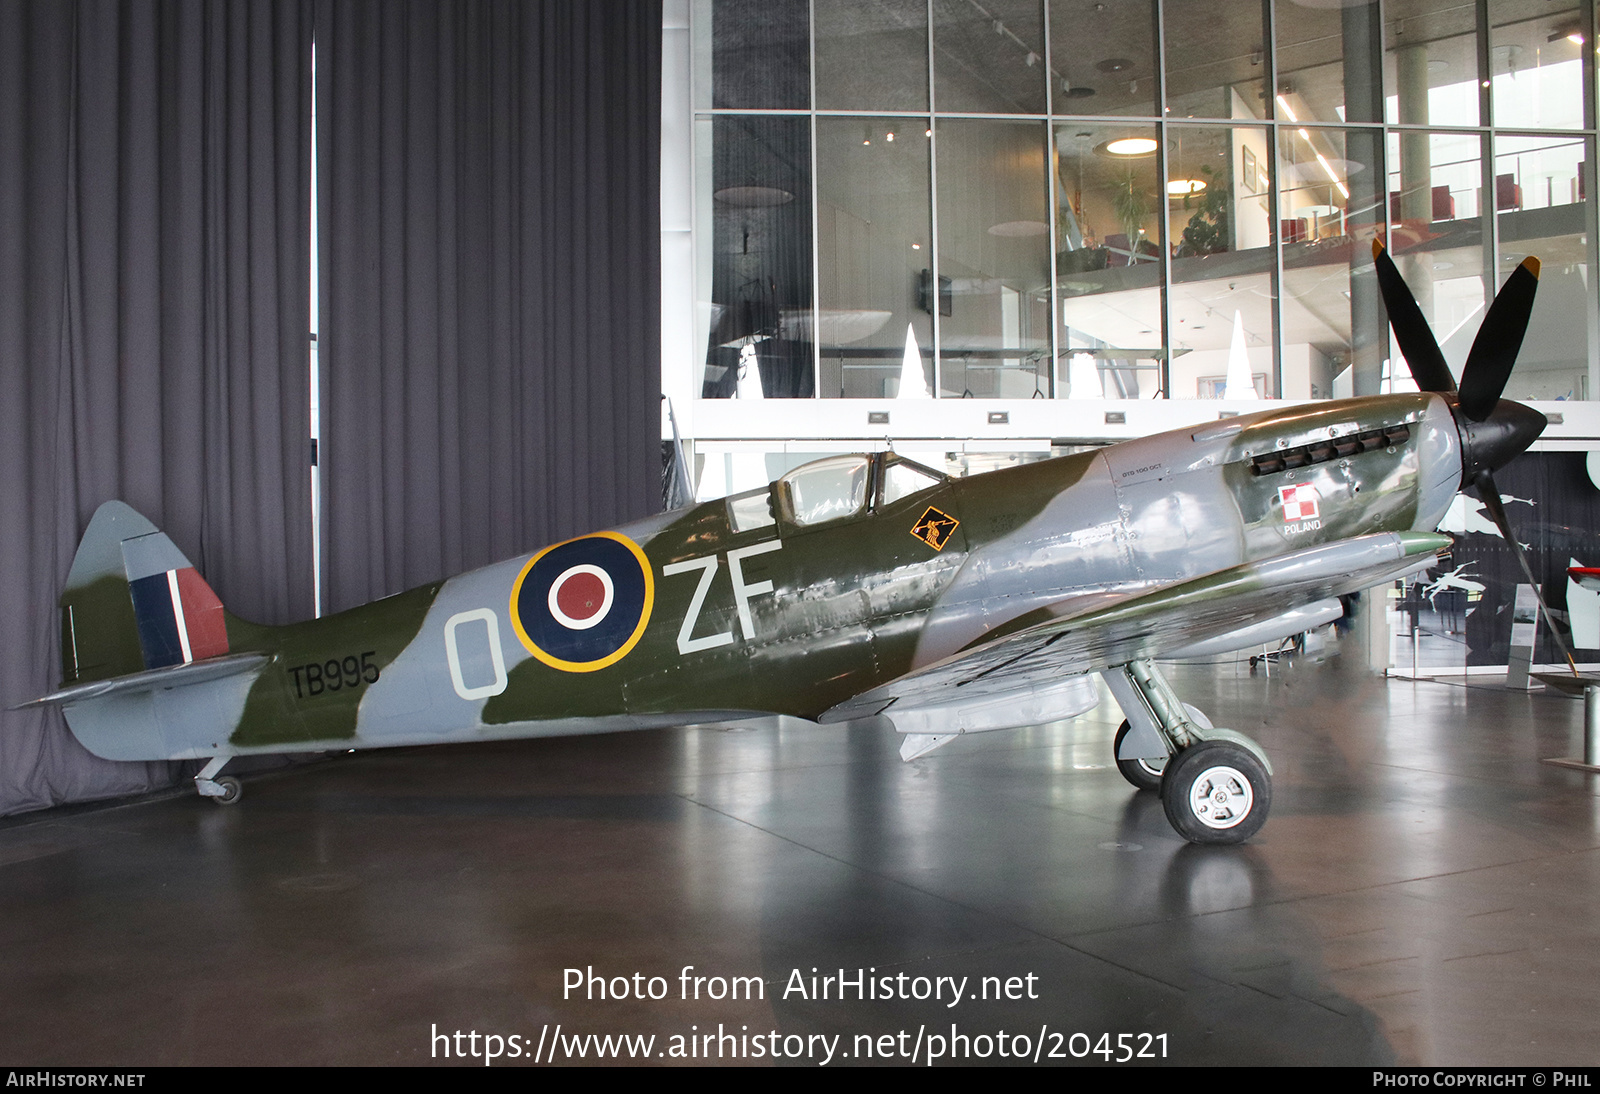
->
3;651;1599;1066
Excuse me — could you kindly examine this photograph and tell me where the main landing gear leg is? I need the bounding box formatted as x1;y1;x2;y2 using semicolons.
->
194;756;242;805
1111;698;1213;792
1103;660;1272;844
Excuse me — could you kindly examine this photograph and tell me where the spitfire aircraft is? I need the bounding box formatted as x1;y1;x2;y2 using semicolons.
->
26;242;1554;844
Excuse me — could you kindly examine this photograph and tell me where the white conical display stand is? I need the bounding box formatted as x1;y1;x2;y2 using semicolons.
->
734;343;765;401
1223;311;1258;400
897;324;930;399
1067;352;1103;400
697;344;771;501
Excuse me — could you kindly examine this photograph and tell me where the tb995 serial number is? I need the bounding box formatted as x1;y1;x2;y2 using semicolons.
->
287;651;380;698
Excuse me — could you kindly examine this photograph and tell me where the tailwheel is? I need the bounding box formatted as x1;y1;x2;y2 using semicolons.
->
212;775;243;806
1160;741;1270;845
1113;720;1166;792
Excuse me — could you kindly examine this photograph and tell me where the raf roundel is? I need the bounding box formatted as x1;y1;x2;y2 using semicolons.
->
548;565;613;630
510;533;654;672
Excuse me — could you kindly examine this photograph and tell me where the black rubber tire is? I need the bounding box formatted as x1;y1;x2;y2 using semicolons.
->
1113;719;1167;792
212;775;243;806
1160;740;1270;845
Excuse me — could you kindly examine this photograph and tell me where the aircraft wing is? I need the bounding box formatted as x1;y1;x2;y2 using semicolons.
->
819;530;1448;723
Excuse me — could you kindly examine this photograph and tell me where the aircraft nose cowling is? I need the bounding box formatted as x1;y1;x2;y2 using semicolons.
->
1456;398;1547;481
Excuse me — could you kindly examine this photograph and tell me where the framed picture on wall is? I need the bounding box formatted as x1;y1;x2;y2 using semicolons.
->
1199;373;1268;399
1241;146;1258;195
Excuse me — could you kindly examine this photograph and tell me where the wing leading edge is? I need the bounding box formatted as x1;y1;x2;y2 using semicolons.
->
819;530;1449;724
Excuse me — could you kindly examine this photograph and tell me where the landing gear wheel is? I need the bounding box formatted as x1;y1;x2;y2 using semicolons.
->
212;776;242;806
1160;741;1269;845
1113;720;1167;792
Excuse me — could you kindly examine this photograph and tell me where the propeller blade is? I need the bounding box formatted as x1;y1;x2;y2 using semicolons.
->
1372;239;1455;394
1458;257;1540;422
1474;468;1578;676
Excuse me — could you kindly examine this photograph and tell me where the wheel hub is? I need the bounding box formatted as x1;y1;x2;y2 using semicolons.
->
1188;765;1253;829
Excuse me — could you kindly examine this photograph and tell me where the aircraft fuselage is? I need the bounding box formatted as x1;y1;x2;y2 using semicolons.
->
61;393;1463;762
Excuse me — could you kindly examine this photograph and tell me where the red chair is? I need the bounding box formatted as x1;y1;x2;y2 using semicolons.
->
1496;173;1522;211
1389;187;1456;222
1432;185;1455;221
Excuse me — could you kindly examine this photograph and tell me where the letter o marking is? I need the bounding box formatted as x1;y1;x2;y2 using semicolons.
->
444;608;509;701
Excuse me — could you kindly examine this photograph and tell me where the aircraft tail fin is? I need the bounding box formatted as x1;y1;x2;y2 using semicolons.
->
58;501;233;688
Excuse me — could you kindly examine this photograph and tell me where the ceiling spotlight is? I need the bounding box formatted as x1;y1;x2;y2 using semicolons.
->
1102;137;1159;156
886;131;895;141
714;187;795;207
988;220;1050;237
1167;178;1207;196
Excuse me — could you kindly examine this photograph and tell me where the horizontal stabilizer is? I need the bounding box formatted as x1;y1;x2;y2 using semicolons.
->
18;652;268;711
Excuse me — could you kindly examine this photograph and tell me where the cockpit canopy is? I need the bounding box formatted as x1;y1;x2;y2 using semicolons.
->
784;456;872;525
723;453;945;533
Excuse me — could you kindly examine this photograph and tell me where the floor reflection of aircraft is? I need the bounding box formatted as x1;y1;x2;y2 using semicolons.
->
24;245;1555;846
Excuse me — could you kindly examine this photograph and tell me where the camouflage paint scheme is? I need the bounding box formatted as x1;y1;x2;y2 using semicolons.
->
39;237;1557;843
47;392;1460;773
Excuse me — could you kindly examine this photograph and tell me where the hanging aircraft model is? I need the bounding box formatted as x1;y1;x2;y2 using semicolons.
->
24;242;1557;845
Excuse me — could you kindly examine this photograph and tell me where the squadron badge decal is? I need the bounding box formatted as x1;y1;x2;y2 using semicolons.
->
510;532;654;672
910;506;960;551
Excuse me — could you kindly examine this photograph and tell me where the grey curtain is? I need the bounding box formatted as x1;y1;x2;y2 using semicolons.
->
0;0;314;815
316;0;663;613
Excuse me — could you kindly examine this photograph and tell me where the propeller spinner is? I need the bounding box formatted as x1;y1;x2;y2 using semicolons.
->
1372;240;1571;672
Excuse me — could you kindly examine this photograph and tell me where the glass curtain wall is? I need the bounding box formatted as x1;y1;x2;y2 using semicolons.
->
691;0;1599;402
936;118;1053;398
1056;122;1165;398
815;116;933;398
